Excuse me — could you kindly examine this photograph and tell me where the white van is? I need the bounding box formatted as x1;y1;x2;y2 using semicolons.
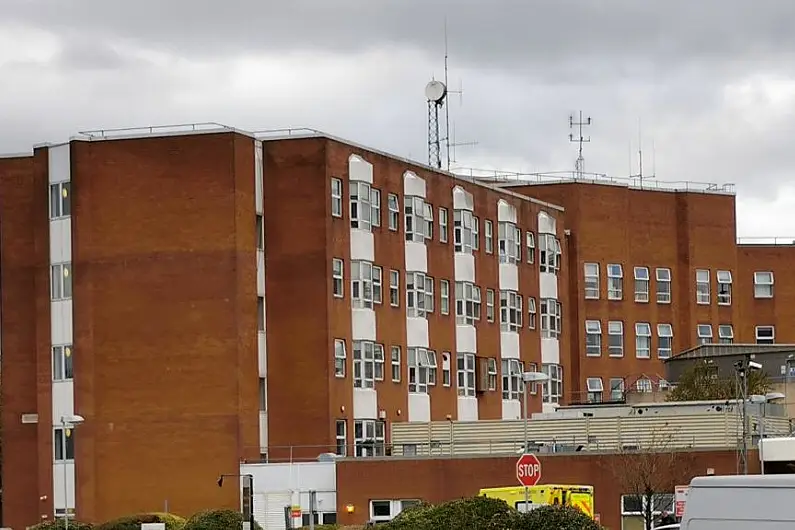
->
681;474;795;528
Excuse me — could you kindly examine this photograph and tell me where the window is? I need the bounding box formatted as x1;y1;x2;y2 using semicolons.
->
718;325;734;344
371;188;381;227
608;321;624;357
498;222;521;264
621;494;675;521
256;214;264;250
586;377;603;403
500;290;523;332
635;378;653;393
50;181;71;219
695;269;710;304
387;193;399;231
455;281;482;325
428;350;438;386
353;341;379;388
542;364;563;404
440;279;450;315
539;233;562;273
472;217;480;250
334;339;346;378
408;347;434;393
439;207;448;243
332;258;344;298
717;270;732;305
374;344;385;381
487;358;497;391
442;352;451;387
527;297;537;329
607;264;623;300
354;419;385;457
583;263;599;299
697;324;713;345
369;499;421;523
351;261;380;309
453;209;473;253
484;220;494;253
635;323;651;359
330;177;343;217
52;345;73;381
405;196;427;242
389;269;399;307
51;263;72;301
54;427;75;461
257;296;265;331
424;276;435;313
756;326;775;345
423;203;433;239
391;346;401;382
527;362;539;395
634;267;650;302
486;289;495;322
502;359;523;400
609;378;624;401
540;299;561;339
350;181;372;230
457;353;476;397
656;267;672;303
526;232;535;264
406;272;428;318
657;324;673;359
585;321;601;357
335;420;347;456
754;271;774;298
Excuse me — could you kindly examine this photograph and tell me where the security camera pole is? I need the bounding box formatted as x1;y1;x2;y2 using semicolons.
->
734;356;762;475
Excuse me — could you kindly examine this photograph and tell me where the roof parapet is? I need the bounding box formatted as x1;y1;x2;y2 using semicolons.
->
737;237;795;246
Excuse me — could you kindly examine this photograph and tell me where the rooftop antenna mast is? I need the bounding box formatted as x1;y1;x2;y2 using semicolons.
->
632;118;656;187
569;111;591;178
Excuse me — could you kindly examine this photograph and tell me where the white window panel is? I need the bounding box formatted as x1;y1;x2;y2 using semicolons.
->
439;207;448;243
454;209;473;253
656;267;672;303
499;290;523;332
423;202;433;239
455;281;481;325
607;264;623;300
539;234;562;274
526;231;535;264
718;324;734;344
440;279;450;315
498;222;521;264
527;297;537;329
389;269;400;307
585;320;601;357
584;263;599;299
51;263;73;301
487;358;497;391
335;420;347;456
351;261;378;309
52;345;74;381
407;272;428;318
756;326;775;345
408;347;435;393
697;324;713;345
486;289;495;323
501;359;523;400
457;353;476;397
49;181;71;219
472;216;479;250
484;220;493;254
635;322;651;359
53;427;75;461
404;196;427;242
330;177;343;218
608;321;624;357
716;270;732;305
370;188;381;227
354;419;386;457
387;193;399;231
423;276;435;313
542;364;563;404
609;378;624;401
634;266;650;303
657;324;673;359
695;269;710;305
332;258;344;298
540;299;561;339
754;271;774;298
391;346;401;382
350;181;372;230
334;339;346;378
586;377;603;403
353;340;377;389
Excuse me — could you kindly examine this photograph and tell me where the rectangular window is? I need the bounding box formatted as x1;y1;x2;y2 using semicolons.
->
256;214;264;250
428;350;438;386
332;258;344;298
53;427;75;461
334;339;346;378
542;364;563;404
486;288;495;322
527;362;539;395
608;321;624;357
374;344;385;381
540;298;562;339
635;378;653;393
498;222;521;264
371;188;381;227
440;279;450;315
389;269;399;307
405;196;427;242
500;291;523;332
424;203;433;240
656;267;672;303
454;209;474;253
485;220;494;254
455;281;482;325
696;269;710;304
585;320;601;357
527;297;537;329
717;270;732;305
439;207;448;243
697;324;713;345
51;263;73;301
391;346;401;382
257;296;265;331
609;378;624;402
406;272;428;318
584;263;599;299
635;322;651;359
586;377;603;403
607;264;623;300
351;261;378;309
258;378;267;410
387;193;399;231
756;326;775;345
442;352;451;387
50;182;71;219
457;353;476;397
487;358;497;391
718;324;734;344
353;419;385;457
657;324;673;359
501;359;523;400
408;347;433;393
424;276;435;313
52;345;74;381
330;177;343;218
352;340;377;388
539;233;562;273
526;232;535;264
472;217;480;251
335;420;347;456
350;181;372;230
373;266;383;304
754;271;774;298
634;266;650;303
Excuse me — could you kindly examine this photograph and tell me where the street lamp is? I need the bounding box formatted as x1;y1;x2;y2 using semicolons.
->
521;371;549;511
60;414;84;530
750;392;785;475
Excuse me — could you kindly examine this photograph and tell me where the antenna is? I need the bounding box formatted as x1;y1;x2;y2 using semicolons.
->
628;118;656;186
568;111;591;178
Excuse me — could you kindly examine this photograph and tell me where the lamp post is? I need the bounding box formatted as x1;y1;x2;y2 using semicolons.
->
217;474;255;530
521;371;549;511
60;414;84;530
734;358;763;475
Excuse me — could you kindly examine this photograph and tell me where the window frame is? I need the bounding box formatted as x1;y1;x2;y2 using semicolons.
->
440;279;450;315
657;324;673;359
387;193;399;231
349;181;372;231
697;324;713;345
332;258;344;298
583;262;599;300
756;325;775;345
718;324;734;344
633;266;650;303
457;352;476;397
754;271;774;299
391;346;401;382
51;262;73;301
607;263;623;300
656;267;672;303
501;358;523;400
607;320;624;357
527;297;537;329
330;177;343;218
585;320;602;357
334;339;347;378
389;269;400;307
439;207;448;243
52;344;74;382
49;181;71;220
695;269;710;305
484;220;494;254
716;270;732;305
499;290;523;332
635;322;652;359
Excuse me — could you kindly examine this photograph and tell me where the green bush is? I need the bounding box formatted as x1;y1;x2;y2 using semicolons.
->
28;519;94;530
383;496;513;530
96;512;186;530
182;509;263;530
489;504;604;530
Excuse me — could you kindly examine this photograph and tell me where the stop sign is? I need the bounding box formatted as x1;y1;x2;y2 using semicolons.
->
516;453;542;486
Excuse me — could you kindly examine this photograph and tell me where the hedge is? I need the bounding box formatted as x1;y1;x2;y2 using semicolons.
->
490;505;604;530
182;509;263;530
28;519;94;530
95;512;186;530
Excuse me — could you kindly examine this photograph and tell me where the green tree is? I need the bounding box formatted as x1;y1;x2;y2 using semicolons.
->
666;360;771;402
490;505;603;530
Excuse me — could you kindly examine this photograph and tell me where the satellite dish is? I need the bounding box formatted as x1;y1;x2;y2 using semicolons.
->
425;80;447;103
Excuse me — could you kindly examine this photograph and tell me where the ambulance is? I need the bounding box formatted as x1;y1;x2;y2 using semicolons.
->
479;484;595;518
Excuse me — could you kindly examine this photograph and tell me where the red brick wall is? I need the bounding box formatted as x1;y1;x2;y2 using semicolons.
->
737;245;795;343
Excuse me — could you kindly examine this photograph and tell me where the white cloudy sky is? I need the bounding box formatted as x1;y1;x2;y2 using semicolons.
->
2;0;795;238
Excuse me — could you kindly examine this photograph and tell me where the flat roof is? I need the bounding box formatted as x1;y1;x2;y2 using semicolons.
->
667;343;795;361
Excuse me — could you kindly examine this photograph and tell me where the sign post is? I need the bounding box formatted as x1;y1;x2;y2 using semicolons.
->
516;453;542;511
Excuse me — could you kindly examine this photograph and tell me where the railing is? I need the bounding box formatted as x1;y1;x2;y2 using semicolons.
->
252;127;326;139
737;237;795;246
76;122;234;139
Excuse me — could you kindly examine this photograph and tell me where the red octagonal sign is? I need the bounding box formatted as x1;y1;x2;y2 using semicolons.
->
516;453;542;487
